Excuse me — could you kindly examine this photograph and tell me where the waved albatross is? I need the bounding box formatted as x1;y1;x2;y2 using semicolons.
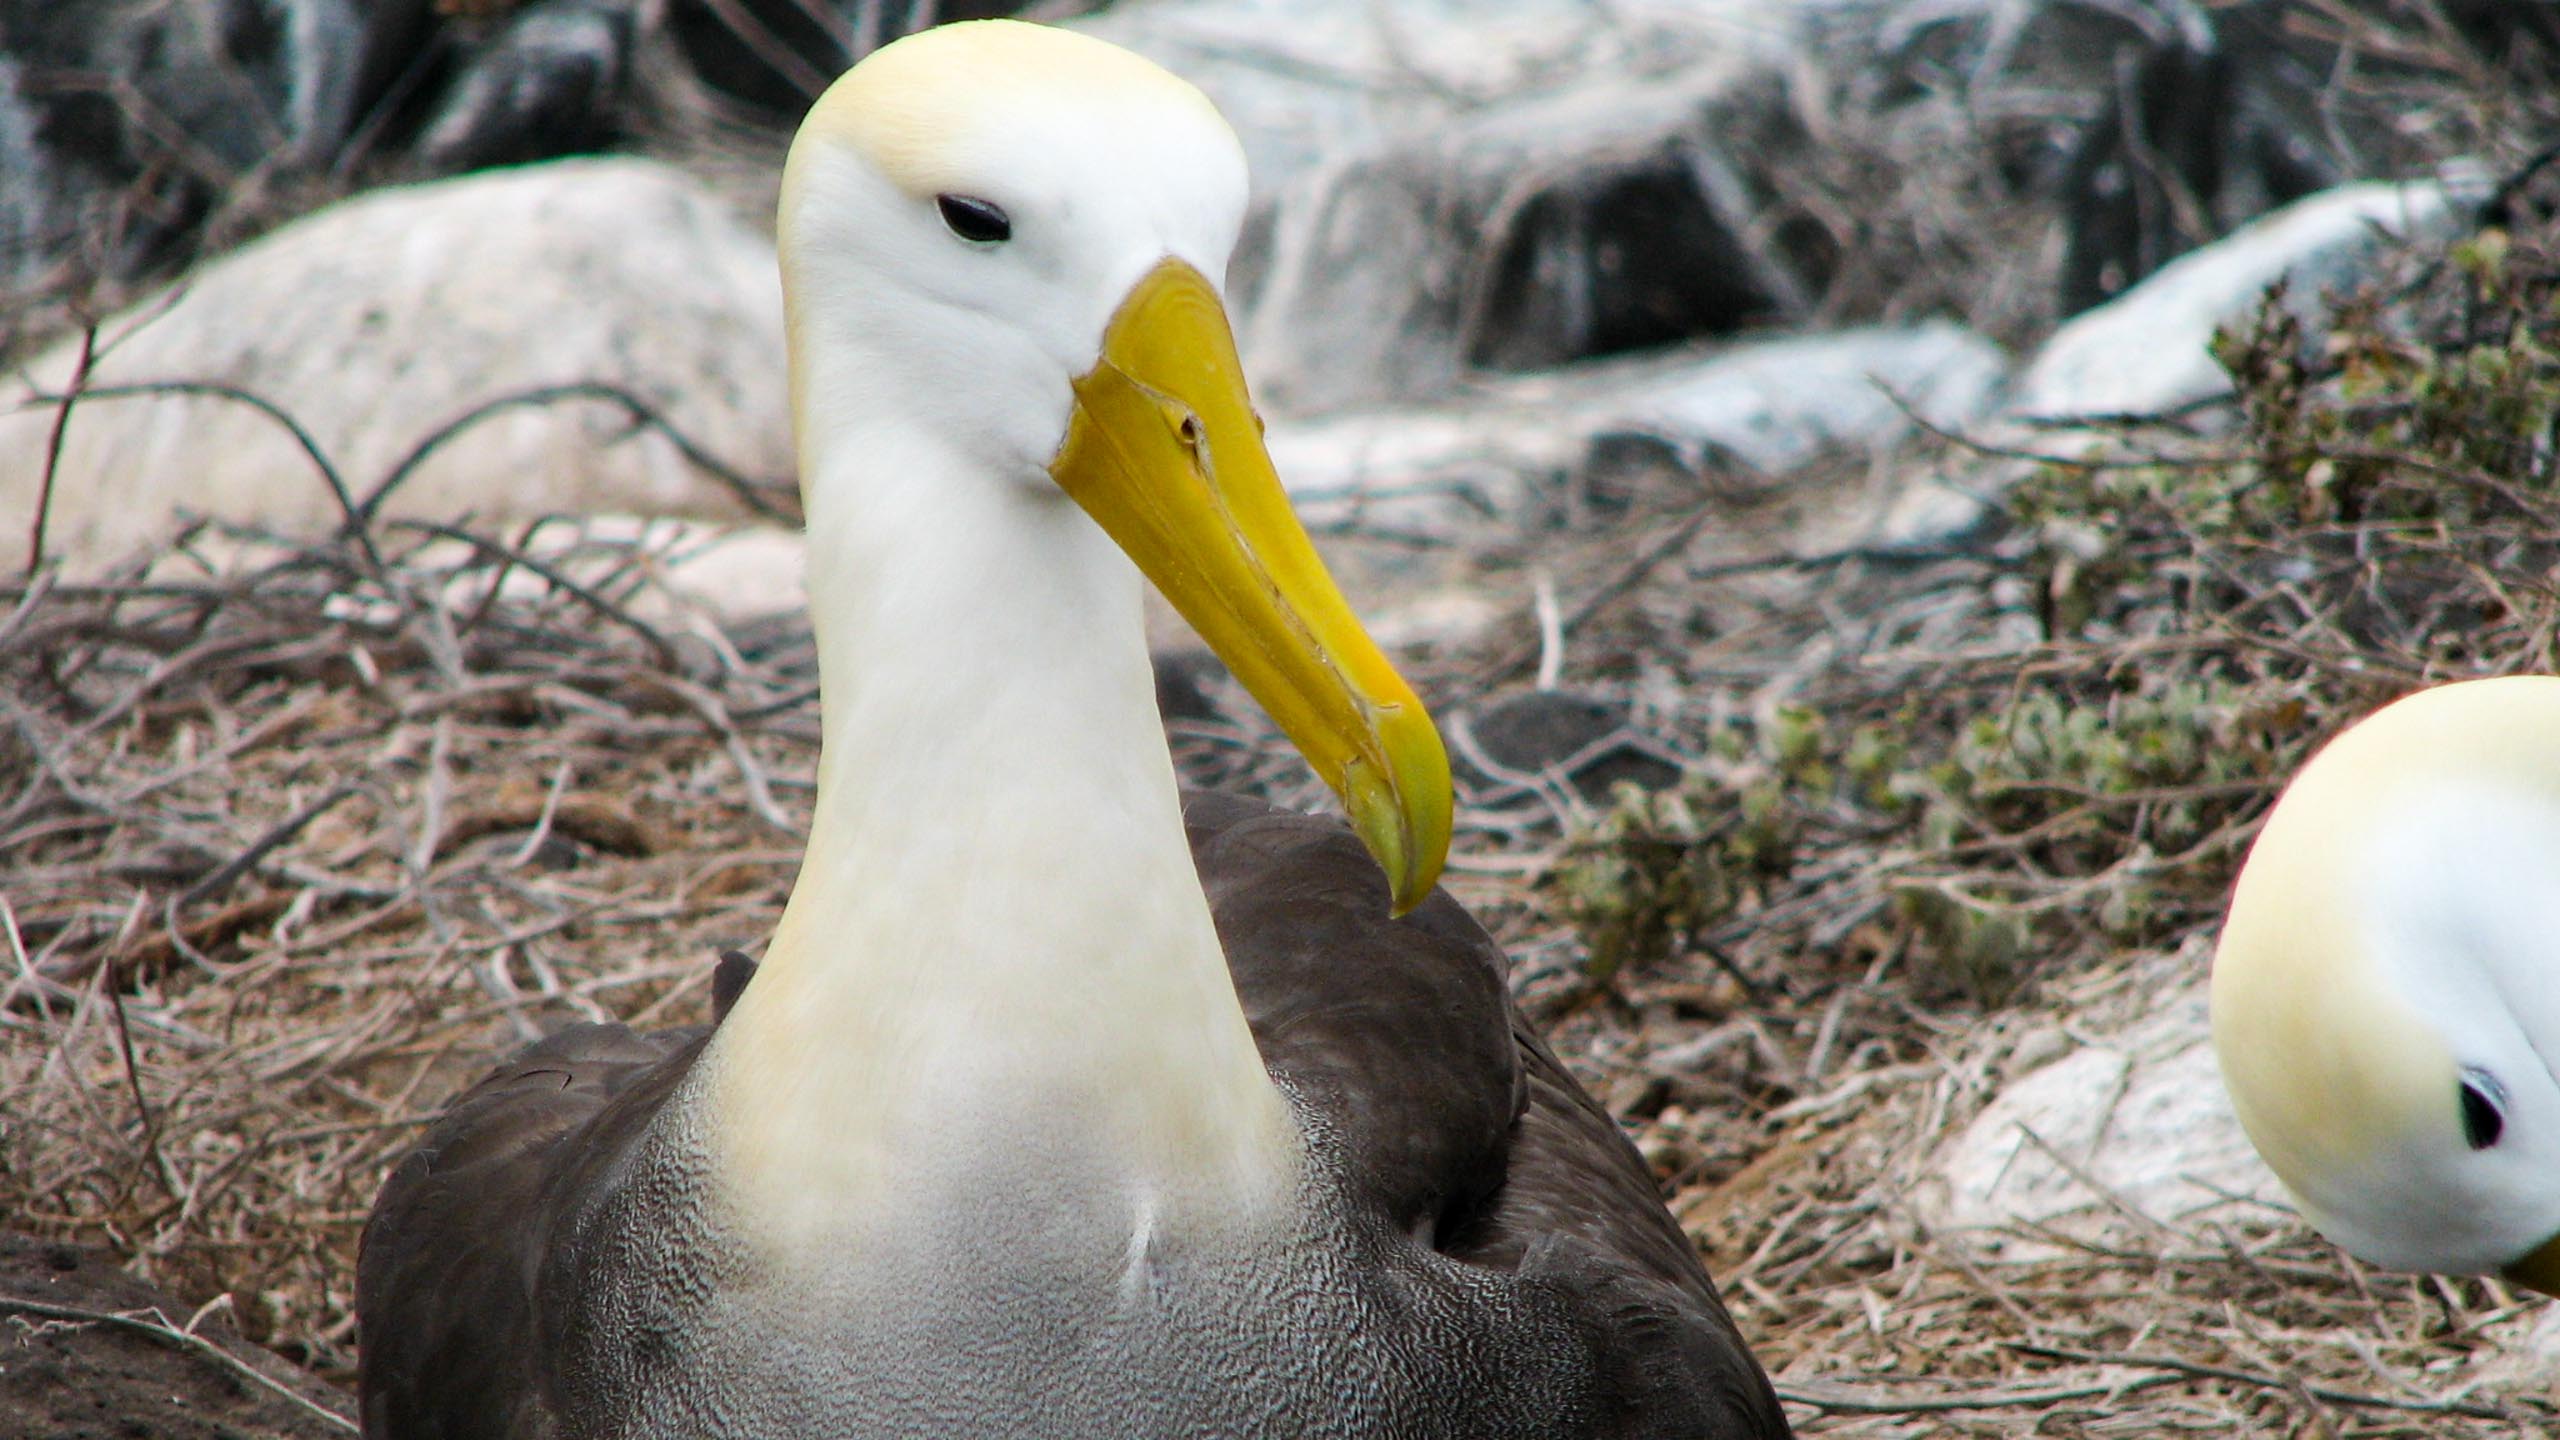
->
2213;675;2560;1296
356;20;1790;1439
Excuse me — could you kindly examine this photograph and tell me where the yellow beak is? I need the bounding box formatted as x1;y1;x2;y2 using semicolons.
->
1048;257;1450;914
2506;1230;2560;1300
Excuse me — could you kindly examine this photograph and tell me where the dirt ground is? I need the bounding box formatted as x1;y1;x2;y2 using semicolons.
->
0;1233;350;1438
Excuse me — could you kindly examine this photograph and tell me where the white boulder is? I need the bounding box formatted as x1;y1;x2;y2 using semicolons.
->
1272;322;2010;535
2014;172;2485;421
1913;978;2283;1250
1076;0;1810;410
4;157;790;575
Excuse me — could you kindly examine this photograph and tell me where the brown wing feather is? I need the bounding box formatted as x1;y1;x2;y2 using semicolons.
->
1187;791;1787;1436
1186;791;1522;1236
357;1022;710;1440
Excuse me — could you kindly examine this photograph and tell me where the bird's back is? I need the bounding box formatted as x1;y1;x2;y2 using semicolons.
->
1192;792;1788;1437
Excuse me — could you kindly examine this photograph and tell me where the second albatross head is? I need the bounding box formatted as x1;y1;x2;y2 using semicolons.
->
776;20;1449;911
2213;676;2560;1296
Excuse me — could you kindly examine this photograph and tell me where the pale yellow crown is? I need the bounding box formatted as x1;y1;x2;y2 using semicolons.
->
794;20;1225;199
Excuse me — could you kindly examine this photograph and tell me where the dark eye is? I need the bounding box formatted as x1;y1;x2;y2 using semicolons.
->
936;194;1011;244
2460;1068;2506;1150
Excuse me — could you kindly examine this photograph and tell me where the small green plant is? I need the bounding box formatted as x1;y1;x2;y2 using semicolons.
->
1549;219;2560;1007
1550;773;1797;984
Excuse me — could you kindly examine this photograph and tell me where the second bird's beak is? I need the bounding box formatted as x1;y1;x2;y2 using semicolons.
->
1048;257;1450;914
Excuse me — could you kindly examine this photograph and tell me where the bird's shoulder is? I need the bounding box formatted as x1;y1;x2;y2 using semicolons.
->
1187;789;1520;1232
1182;791;1787;1437
357;1015;712;1440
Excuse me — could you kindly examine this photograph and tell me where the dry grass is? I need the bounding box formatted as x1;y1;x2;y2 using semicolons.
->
0;520;821;1373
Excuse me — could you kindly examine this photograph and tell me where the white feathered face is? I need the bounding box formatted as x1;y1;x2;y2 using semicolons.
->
774;20;1250;485
2214;679;2560;1297
2339;782;2560;1291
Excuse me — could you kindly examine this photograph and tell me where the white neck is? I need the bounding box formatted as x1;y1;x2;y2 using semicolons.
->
701;420;1298;1253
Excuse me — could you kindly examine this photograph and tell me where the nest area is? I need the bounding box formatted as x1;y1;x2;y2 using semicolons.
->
6;213;2560;1436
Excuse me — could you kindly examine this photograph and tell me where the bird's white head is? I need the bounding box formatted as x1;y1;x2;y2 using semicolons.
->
778;21;1245;481
2212;676;2560;1297
771;20;1449;911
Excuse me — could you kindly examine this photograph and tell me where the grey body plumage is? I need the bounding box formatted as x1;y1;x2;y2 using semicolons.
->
359;798;1787;1440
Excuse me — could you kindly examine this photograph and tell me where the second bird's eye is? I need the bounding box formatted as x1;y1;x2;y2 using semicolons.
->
2460;1068;2506;1150
936;194;1012;244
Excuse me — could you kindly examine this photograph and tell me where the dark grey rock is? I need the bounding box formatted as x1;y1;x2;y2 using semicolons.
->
665;0;1030;120
414;1;637;172
0;0;1036;327
1450;690;1684;802
2051;4;2338;314
1834;0;2553;318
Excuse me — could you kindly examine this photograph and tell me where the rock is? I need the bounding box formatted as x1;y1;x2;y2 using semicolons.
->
1074;0;1757;199
1269;322;2012;535
2014;172;2484;420
1870;168;2497;550
1852;0;2343;317
3;158;792;574
0;0;437;302
1832;0;2548;317
1870;171;2491;550
666;0;1032;120
0;0;1034;315
2046;2;2336;314
1236;72;1806;409
1076;0;1815;409
412;0;639;173
1912;979;2283;1251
